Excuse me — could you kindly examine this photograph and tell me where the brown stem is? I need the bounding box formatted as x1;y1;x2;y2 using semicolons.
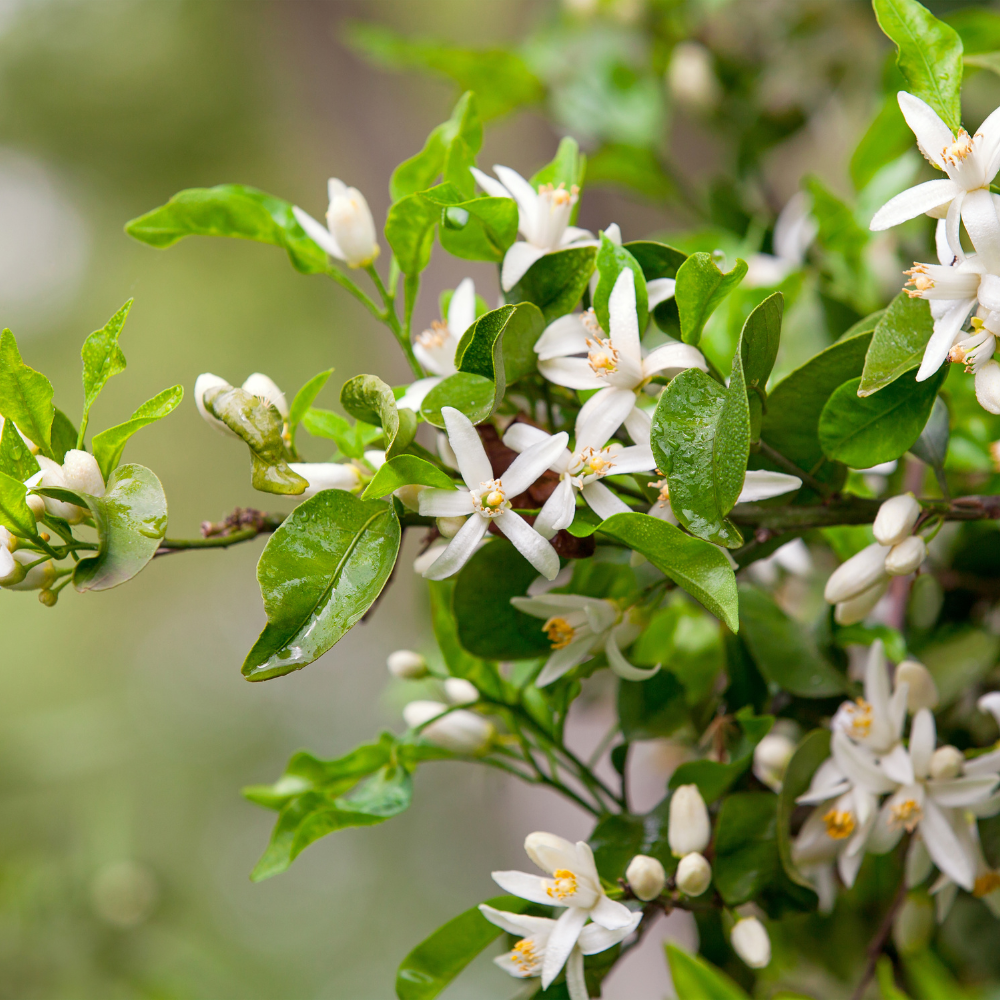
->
849;865;909;1000
155;508;286;556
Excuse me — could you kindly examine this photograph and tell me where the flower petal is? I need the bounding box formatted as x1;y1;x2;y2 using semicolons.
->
832;731;898;795
397;375;443;412
979;104;1000;181
917;298;976;381
504;432;570;496
447;277;477;337
576;386;636;437
838;846;865;888
494;165;540;237
538;357;606;391
642;342;708;377
603;444;655;475
606;625;659;681
880;744;915;786
503;422;559;457
422;515;489;580
579;911;642;953
964;748;1000;776
536;635;596;686
869;178;959;231
926;774;1000;807
936;218;962;266
491;870;559;906
470;167;511;200
478;904;556;938
623;406;652;446
646;278;676;309
962;187;1000;272
947;189;966;262
910;708;936;780
736;470;801;502
897;91;953;171
292;205;344;260
525;832;581;874
512;594;603;614
417;489;474;517
496;511;560;579
535;314;591;360
502;242;548;292
589;893;635;930
608;269;642;366
541;907;588;989
565;947;588;1000
441;406;494;490
921;799;975;891
535;477;578;539
581;480;630;520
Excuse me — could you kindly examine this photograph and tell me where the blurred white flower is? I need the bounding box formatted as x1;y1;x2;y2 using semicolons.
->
293;178;380;268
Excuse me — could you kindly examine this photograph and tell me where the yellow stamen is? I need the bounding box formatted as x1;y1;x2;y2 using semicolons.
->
651;478;669;507
538;182;579;206
474;479;507;516
544;617;575;650
942;129;975;166
823;809;856;840
903;264;934;298
546;868;579;900
587;336;619;376
889;798;923;832
416;319;449;350
989;441;1000;474
574;446;615;479
974;872;1000;897
845;698;873;737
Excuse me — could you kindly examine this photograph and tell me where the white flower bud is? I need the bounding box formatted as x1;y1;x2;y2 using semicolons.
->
626;854;666;901
979;691;1000;728
436;515;467;538
61;450;105;497
0;527;15;552
387;650;427;680
444;677;479;705
896;660;938;712
393;485;425;512
326;179;379;268
669;784;711;857
413;541;448;575
753;733;796;792
402;700;493;754
834;578;889;625
667;41;721;109
287;462;361;499
25;493;46;520
241;373;288;420
0;545;25;586
5;548;56;591
194;373;238;437
885;535;926;576
824;542;891;604
675;852;712;897
976;360;1000;414
731;917;771;968
929;745;964;781
33;455;87;524
873;493;921;546
893;894;934;955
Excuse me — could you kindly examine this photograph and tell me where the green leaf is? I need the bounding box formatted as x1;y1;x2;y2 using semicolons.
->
505;245;597;324
618;668;688;741
878;957;913;999
859;292;934;395
50;409;78;464
732;292;783;443
650;369;745;548
362;456;457;500
818;365;948;468
72;464;167;592
125;184;330;275
674;253;748;346
593;235;648;334
302;409;381;459
851;94;914;191
0;419;39;483
385;192;439;276
901;949;975;1000
80;299;131;440
340;374;416;460
806;175;869;272
665;944;750;1000
288;368;334;451
531;137;586;191
453;538;555;660
242;491;401;681
204;385;307;495
713;792;781;906
0;329;54;459
589;813;648;881
738;585;848;697
395;896;532;1000
586;143;676;201
873;0;963;132
624;241;688;281
91;386;184;482
0;470;36;537
438;196;518;263
777;729;831;893
420;372;495;428
595;512;739;632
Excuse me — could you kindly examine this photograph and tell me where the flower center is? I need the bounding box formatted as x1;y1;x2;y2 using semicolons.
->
889;798;923;832
538;182;579;207
823;809;856;840
950;319;997;373
903;264;934;297
572;446;615;479
511;938;540;974
651;477;669;507
416;320;449;351
845;698;873;737
472;479;508;517
942;129;975;166
587;337;619;376
974;872;1000;897
547;868;579;900
544;617;575;649
580;309;602;337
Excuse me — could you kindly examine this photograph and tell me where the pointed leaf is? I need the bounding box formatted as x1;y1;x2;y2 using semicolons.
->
674;253;748;346
362;455;458;499
593;234;648;333
666;944;751;1000
0;470;36;537
288;368;334;446
91;386;184;481
340;374;416;459
80;300;131;435
0;329;54;458
859;292;935;395
420;372;495;428
0;419;38;483
777;728;831;893
505;245;597;323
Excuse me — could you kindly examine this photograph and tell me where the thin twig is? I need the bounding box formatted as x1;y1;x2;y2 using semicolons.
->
849;864;909;1000
756;438;834;497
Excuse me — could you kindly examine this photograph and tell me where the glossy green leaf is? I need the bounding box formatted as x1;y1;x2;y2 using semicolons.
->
50;409;78;464
618;668;688;740
777;728;830;892
204;385;307;495
674;253;748;346
0;470;36;537
302;409;381;459
72;464;167;592
665;944;750;1000
713;792;781;905
420;372;495;428
0;329;54;459
242;491;401;681
385;191;439;275
340;374;416;460
859;292;934;395
288;368;334;450
593;234;648;334
80;299;130;440
738;585;848;697
395;896;532;1000
435;195;518;263
505;245;597;324
851;94;914;191
0;418;39;483
819;366;948;468
874;0;963;132
453;538;553;660
596;512;739;632
624;240;687;281
732;292;783;443
91;385;184;481
125;184;329;275
362;456;457;500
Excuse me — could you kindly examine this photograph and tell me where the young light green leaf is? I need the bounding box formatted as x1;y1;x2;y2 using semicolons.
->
777;728;831;893
302;409;382;459
531;136;587;191
288;368;334;448
593;234;648;334
819;366;948;468
435;195;518;263
587;143;675;200
385;191;440;275
72;464;167;592
362;455;457;499
859;292;934;395
505;245;597;323
732;292;783;443
340;374;416;459
420;372;495;428
596;512;739;632
873;0;963;133
242;491;401;681
79;299;131;443
0;329;54;459
50;409;78;463
91;386;184;481
624;240;687;281
665;944;751;1000
125;184;330;275
0;470;37;538
0;419;39;483
674;252;748;346
395;896;533;1000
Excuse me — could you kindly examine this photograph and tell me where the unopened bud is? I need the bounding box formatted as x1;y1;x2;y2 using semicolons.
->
669;784;711;857
976;360;1000;414
326;179;379;268
38;588;57;607
893;894;934;955
26;493;46;520
0;527;15;552
929;745;964;781
444;677;478;705
824;542;891;604
242;373;288;420
61;449;105;497
402;700;493;754
753;733;796;792
834;578;889;625
194;373;238;437
675;852;712;897
626;854;666;901
731;917;771;968
436;516;467;539
667;41;721;109
885;535;926;576
394;484;425;512
896;660;938;712
287;462;361;499
5;549;56;591
0;546;25;586
387;650;427;679
873;493;921;546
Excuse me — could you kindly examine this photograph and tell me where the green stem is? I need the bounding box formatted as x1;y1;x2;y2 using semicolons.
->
158;528;262;551
325;266;384;321
756;438;833;498
366;264;423;378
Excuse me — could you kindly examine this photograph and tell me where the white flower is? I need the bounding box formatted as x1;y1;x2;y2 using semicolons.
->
443;677;478;705
896;660;939;713
669;784;711;857
929;814;1000;923
242;372;288;419
832;641;908;757
478;903;640;1000
397;278;478;412
873;494;921;546
510;593;657;686
292;178;380;268
885;536;926;576
744;192;817;288
870;93;1000;272
387;650;427;679
666;41;721;110
753;732;797;792
824;542;891;605
625;854;665;901
29;449;105;524
286;462;362;498
976;359;1000;414
194;372;290;436
470;164;596;290
834;578;889;626
535;270;706;445
949;316;998;374
979;691;1000;729
730;917;771;969
0;532;23;586
491;832;637;990
417;407;567;581
3;548;56;591
675;853;712;897
402;700;494;754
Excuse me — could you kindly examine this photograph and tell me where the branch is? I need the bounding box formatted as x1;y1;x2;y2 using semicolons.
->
156;508;286;556
850;865;908;1000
